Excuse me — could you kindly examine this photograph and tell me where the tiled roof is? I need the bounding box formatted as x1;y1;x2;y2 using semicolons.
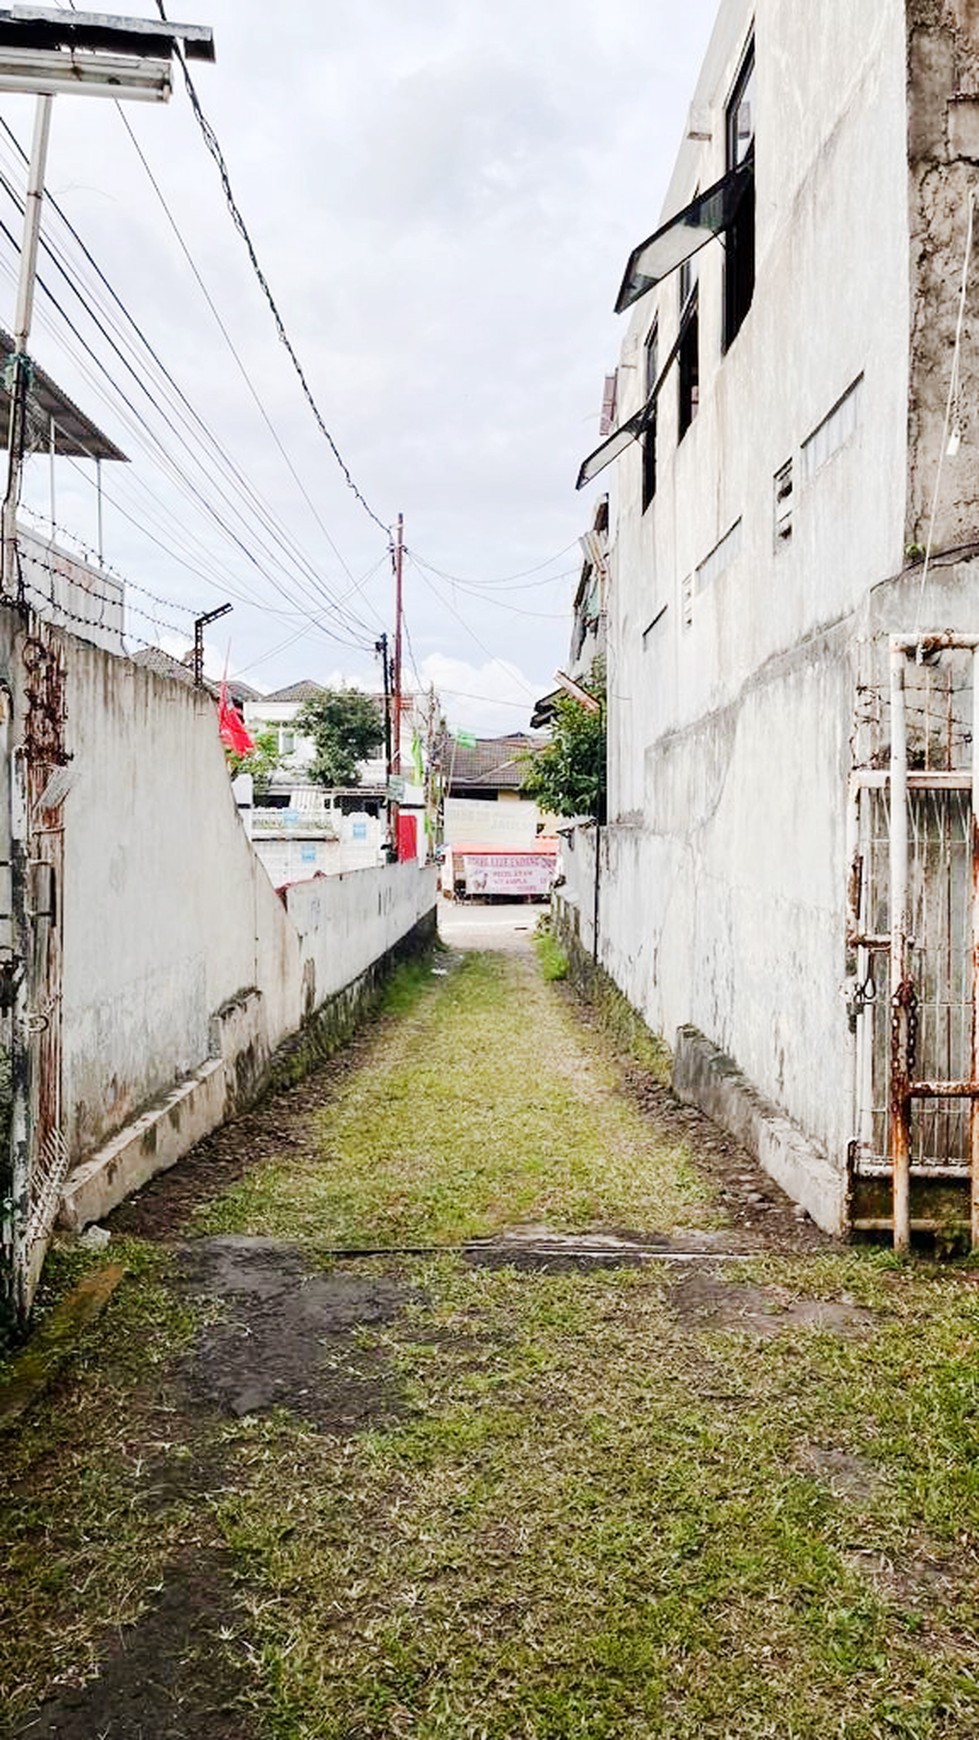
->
130;647;258;704
260;679;327;703
132;646;196;687
446;733;546;791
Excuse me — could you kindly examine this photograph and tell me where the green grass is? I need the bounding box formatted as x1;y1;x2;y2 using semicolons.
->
8;959;979;1734
207;1253;979;1738
196;950;712;1249
534;927;569;981
0;1240;207;1713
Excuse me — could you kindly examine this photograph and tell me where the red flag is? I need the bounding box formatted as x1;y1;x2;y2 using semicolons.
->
218;679;255;756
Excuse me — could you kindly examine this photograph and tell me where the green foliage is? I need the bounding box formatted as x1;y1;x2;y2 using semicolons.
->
294;688;384;789
225;726;282;797
522;670;606;819
534;928;569;982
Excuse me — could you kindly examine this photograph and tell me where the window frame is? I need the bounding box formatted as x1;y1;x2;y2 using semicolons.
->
722;36;756;352
642;322;659;510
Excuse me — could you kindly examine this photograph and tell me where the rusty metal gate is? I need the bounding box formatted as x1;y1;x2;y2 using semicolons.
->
6;627;69;1320
847;634;979;1249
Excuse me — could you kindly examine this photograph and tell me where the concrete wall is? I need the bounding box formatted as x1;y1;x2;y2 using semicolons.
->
53;632;436;1167
583;0;979;1204
906;0;979;548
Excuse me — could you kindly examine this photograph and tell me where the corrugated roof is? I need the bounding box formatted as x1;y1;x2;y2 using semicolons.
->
0;330;127;461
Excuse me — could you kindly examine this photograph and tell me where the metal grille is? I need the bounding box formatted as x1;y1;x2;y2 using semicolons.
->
862;786;973;1166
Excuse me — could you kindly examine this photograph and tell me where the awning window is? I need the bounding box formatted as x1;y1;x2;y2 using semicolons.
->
576;293;698;490
615;161;752;315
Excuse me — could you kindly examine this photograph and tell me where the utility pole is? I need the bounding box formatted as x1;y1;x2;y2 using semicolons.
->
392;512;403;776
0;6;215;1334
2;93;52;604
375;632;392;777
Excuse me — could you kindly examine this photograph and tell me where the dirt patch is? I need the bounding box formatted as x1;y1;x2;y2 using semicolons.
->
792;1441;887;1501
562;978;829;1254
176;1236;410;1430
12;1547;252;1740
620;1062;829;1253
844;1541;969;1610
668;1267;876;1337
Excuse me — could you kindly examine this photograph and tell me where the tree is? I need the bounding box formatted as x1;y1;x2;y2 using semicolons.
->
522;670;606;820
225;727;282;799
294;688;384;789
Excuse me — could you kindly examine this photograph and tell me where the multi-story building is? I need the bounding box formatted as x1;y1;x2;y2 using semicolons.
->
568;0;979;1244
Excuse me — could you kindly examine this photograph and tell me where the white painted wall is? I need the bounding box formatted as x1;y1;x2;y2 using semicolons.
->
586;0;956;1178
56;635;436;1162
18;525;125;656
285;861;436;1004
443;794;548;847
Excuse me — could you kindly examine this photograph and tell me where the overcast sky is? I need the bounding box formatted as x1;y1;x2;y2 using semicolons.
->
6;0;718;732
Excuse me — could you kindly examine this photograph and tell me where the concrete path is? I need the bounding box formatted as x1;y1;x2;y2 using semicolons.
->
437;895;548;952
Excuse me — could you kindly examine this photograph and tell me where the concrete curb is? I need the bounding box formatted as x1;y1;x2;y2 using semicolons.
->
673;1026;847;1237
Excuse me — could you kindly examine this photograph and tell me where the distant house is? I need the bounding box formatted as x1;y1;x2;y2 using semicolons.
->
242;681;430;879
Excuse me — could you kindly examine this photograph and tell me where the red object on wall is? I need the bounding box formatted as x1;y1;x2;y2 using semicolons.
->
396;812;418;862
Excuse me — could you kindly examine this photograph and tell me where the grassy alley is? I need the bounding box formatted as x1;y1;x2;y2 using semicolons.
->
3;939;979;1738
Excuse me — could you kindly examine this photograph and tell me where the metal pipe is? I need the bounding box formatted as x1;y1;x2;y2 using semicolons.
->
970;648;979;1246
890;642;911;1252
3;92;52;601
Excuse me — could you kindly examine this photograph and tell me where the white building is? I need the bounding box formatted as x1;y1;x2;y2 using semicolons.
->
244;682;429;879
566;0;979;1245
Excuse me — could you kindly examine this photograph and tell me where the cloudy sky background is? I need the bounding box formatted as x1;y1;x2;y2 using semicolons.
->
5;0;717;732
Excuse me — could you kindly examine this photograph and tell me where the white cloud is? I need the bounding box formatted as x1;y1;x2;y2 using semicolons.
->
418;652;544;738
4;0;719;696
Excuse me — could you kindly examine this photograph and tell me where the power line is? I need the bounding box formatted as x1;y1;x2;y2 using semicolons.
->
0;150;382;646
155;0;391;542
406;541;581;590
111;103;364;593
405;554;539;700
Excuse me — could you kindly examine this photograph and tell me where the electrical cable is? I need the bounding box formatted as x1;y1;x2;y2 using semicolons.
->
0;187;381;645
0;133;381;637
110;103;363;592
0;127;384;646
404;554;539;700
405;541;580;590
155;0;391;542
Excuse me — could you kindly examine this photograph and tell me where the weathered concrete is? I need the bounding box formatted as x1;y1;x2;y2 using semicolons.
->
672;1027;847;1237
60;1062;227;1232
570;0;979;1229
906;0;979;547
60;910;437;1232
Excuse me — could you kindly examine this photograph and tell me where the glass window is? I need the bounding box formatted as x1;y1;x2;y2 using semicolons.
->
723;39;756;350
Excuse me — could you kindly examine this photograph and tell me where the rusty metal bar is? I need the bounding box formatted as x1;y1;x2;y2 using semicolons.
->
971;648;979;1246
890;642;911;1252
907;1080;979;1098
892;632;979;654
852;769;972;792
857;1162;971;1180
